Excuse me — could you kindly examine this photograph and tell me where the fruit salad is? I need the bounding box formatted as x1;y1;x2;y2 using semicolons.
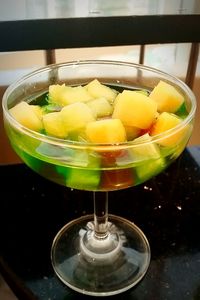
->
6;78;192;191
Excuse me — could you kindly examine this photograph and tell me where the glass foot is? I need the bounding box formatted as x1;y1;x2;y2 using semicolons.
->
51;214;150;296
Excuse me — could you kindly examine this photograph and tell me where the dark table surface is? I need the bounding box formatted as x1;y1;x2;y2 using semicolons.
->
1;146;200;300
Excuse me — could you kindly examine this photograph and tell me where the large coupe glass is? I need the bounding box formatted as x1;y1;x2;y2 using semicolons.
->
2;61;196;296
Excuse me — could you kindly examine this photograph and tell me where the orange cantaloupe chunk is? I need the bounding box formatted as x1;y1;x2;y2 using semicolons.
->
124;125;141;141
149;80;184;113
112;90;157;129
86;119;126;143
150;112;189;146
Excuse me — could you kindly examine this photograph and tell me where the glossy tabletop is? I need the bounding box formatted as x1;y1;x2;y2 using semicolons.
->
0;146;200;300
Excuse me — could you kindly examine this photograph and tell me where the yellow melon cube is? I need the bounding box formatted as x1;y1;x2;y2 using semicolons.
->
150;112;188;146
85;79;117;103
60;102;95;133
43;112;68;139
30;105;44;120
86;119;126;143
124;125;141;141
62;86;93;105
9;101;43;132
49;84;67;105
112;90;157;129
149;80;184;113
87;97;113;118
49;84;93;106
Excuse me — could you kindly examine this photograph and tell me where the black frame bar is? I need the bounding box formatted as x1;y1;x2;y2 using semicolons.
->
1;15;200;52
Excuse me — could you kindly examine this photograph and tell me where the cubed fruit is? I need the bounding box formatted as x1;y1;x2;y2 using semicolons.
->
62;85;93;104
49;84;67;105
124;125;141;141
30;105;44;120
49;84;93;106
60;102;95;133
131;133;161;161
130;133;165;182
150;112;187;146
42;112;68;139
87;97;113;118
85;79;118;103
130;133;163;164
86;119;126;143
9;101;43;132
112;90;157;129
149;80;184;113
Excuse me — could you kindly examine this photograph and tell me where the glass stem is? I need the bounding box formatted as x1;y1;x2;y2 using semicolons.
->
93;191;109;239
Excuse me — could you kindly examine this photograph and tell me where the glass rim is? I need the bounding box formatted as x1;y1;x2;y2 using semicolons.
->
2;59;197;150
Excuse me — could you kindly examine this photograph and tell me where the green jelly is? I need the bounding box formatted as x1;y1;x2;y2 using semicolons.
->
56;150;101;190
135;157;166;184
175;102;188;118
